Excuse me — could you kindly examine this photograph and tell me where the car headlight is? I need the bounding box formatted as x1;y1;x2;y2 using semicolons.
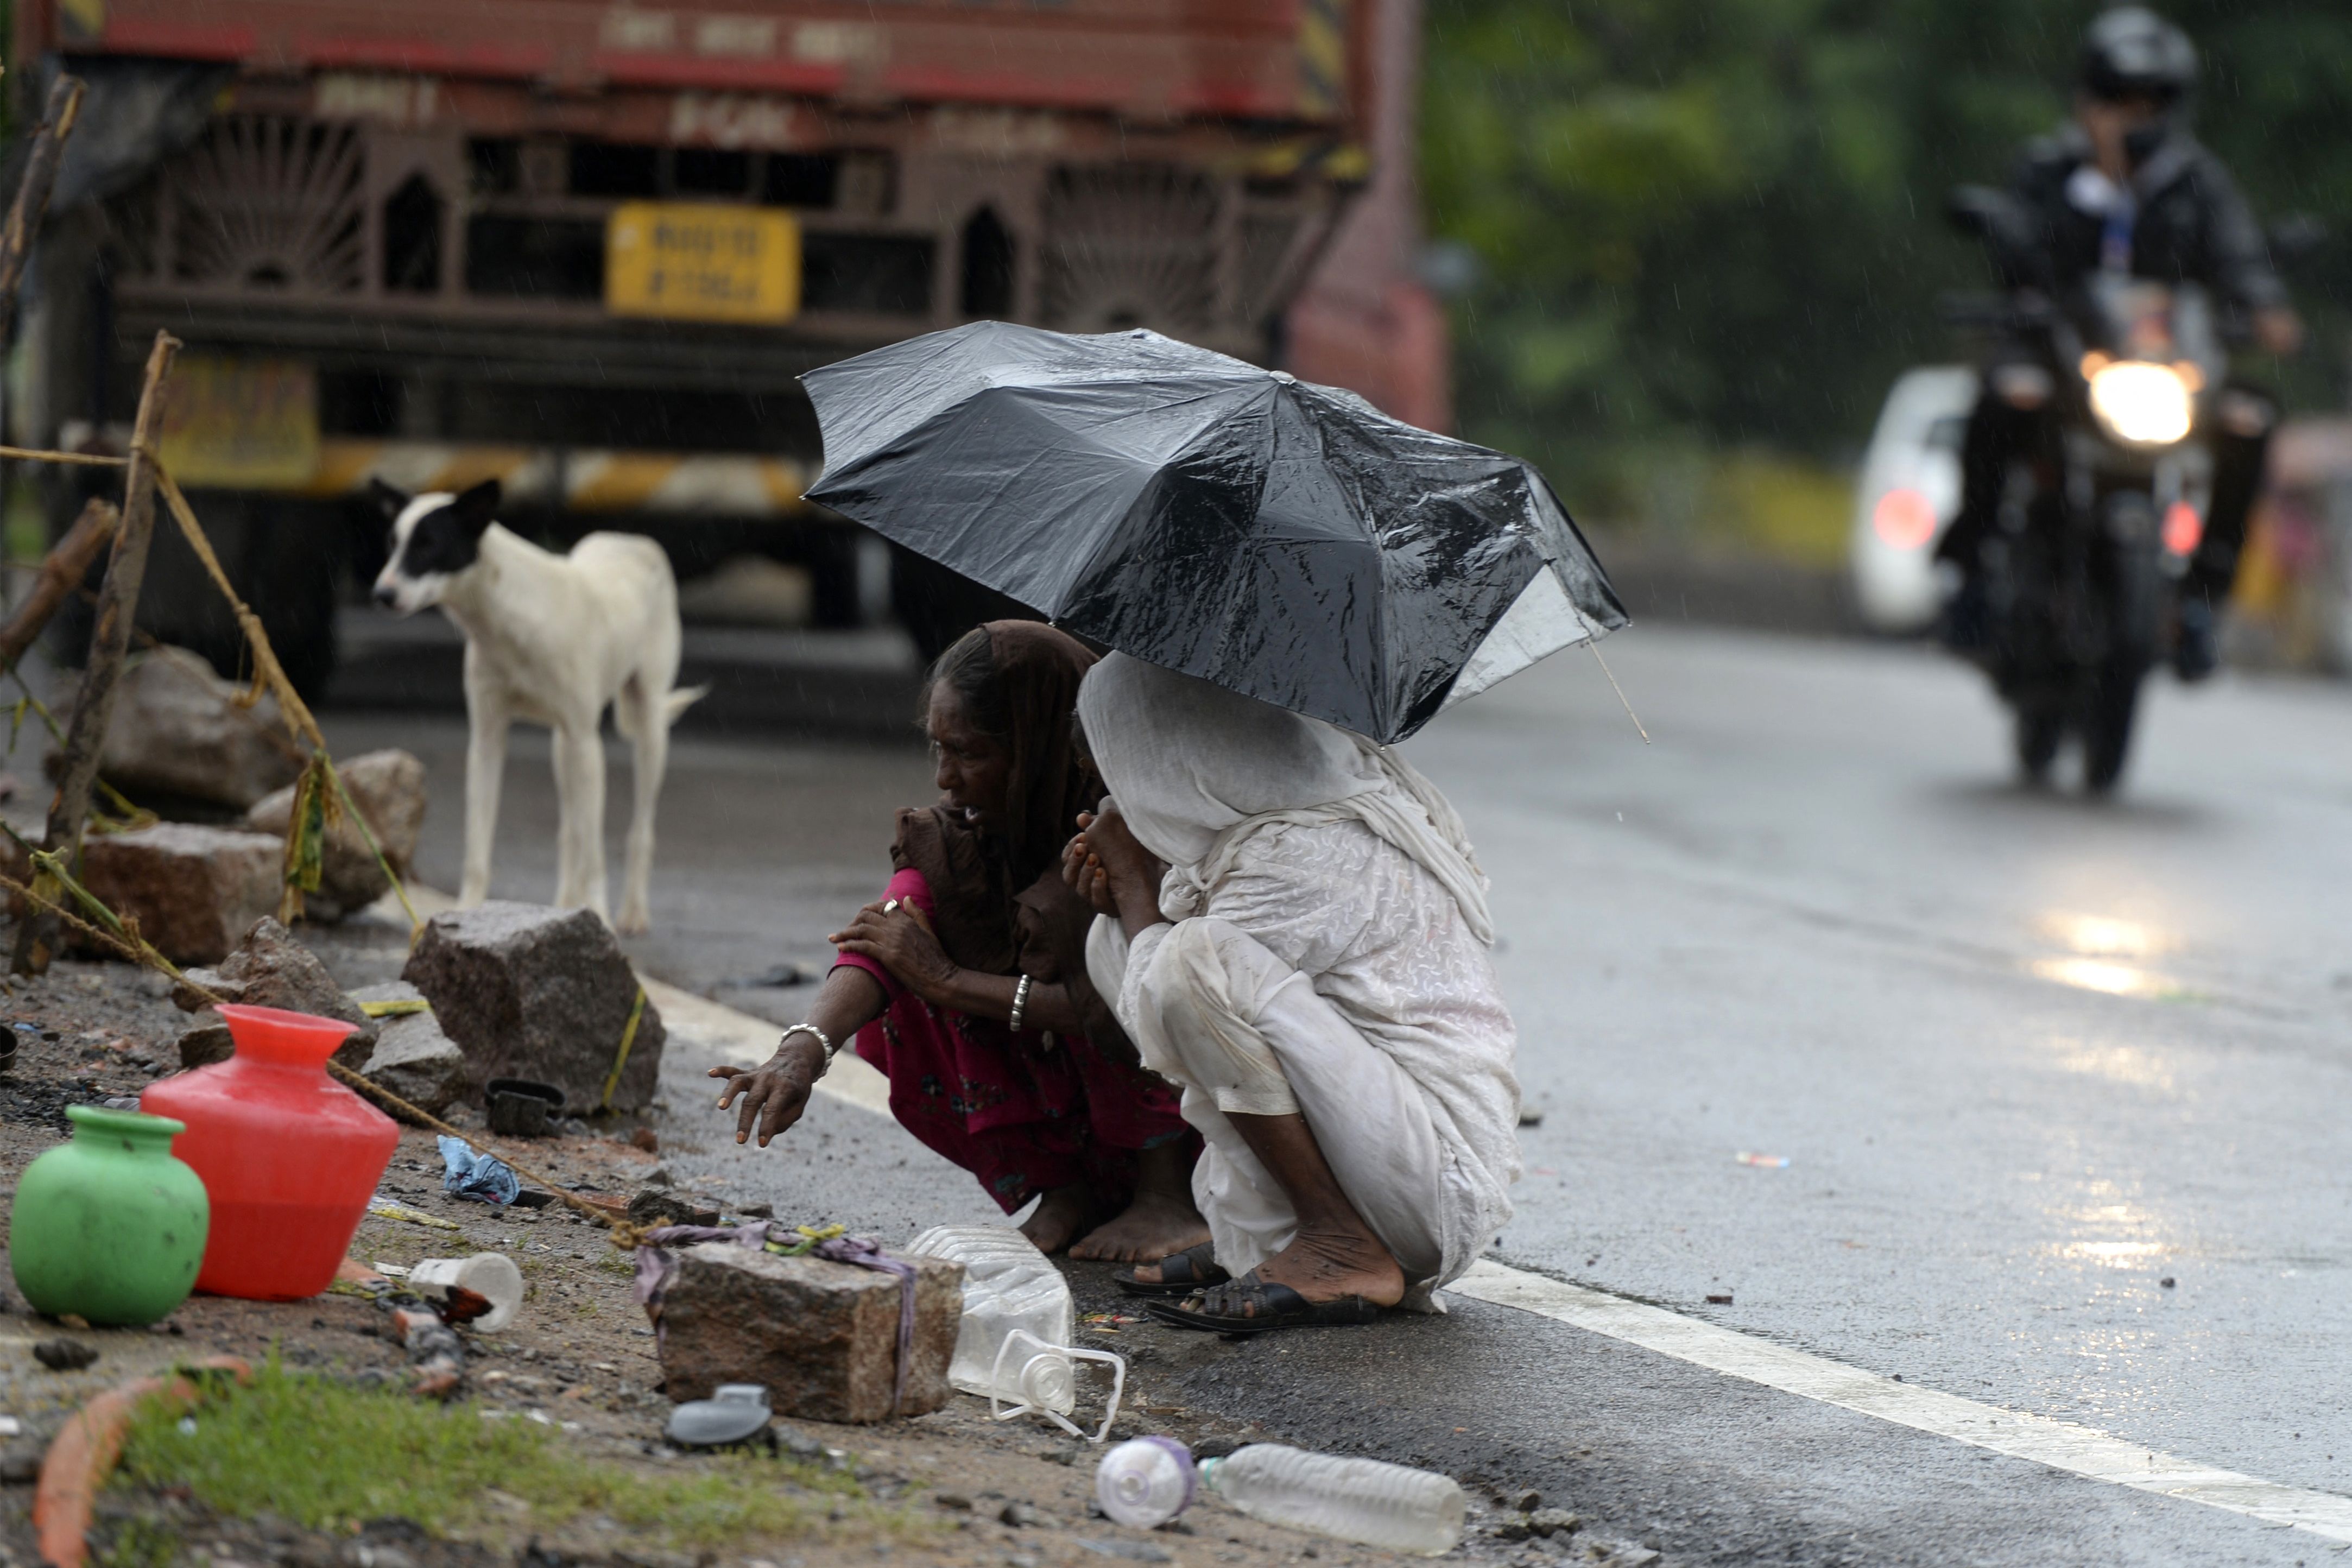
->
2087;361;2193;446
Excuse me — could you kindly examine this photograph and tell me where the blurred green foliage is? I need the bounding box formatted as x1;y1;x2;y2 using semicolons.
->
1424;0;2352;536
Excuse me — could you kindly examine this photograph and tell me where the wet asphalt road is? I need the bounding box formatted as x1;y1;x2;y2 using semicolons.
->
322;625;2352;1565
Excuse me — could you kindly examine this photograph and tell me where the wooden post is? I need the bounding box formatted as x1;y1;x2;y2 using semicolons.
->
0;76;87;349
0;496;117;675
12;332;179;975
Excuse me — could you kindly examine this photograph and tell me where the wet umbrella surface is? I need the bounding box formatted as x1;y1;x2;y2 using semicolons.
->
803;322;1628;742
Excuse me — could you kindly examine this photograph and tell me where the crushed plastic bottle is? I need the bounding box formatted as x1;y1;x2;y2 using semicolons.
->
1203;1444;1465;1556
904;1224;1074;1409
1095;1436;1198;1528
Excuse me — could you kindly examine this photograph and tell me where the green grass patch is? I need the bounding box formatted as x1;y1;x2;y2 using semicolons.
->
113;1362;887;1549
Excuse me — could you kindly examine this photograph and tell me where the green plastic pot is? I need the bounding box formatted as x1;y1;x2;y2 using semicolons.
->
10;1105;209;1326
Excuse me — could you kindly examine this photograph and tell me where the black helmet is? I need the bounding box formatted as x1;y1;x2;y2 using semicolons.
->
2079;8;2197;105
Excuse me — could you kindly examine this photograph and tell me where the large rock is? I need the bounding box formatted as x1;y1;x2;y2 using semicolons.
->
0;823;282;966
245;750;427;919
401;901;663;1113
55;644;304;810
350;981;466;1118
653;1244;963;1423
172;916;375;1068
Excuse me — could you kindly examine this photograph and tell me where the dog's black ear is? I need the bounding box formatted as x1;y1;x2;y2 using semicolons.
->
447;479;502;537
366;477;412;519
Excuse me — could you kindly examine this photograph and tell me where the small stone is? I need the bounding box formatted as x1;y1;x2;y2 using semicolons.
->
245;749;427;919
612;1551;697;1568
1;1452;41;1484
2159;1276;2177;1288
33;1338;97;1371
628;1190;721;1229
1000;1501;1041;1528
402;901;664;1112
3;825;282;968
174;918;375;1067
1494;1520;1532;1543
1528;1508;1580;1538
653;1244;962;1424
738;1202;775;1219
630;1126;660;1153
933;1493;973;1512
1514;1489;1543;1512
1704;1293;1733;1305
350;983;465;1117
52;646;303;809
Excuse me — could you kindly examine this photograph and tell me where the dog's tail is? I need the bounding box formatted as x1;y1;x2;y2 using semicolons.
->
664;684;711;725
617;681;709;738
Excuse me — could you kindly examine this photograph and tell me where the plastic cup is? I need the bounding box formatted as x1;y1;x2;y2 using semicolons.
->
408;1253;525;1332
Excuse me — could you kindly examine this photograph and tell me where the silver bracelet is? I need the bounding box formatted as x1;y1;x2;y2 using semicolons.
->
780;1023;838;1073
1009;975;1032;1033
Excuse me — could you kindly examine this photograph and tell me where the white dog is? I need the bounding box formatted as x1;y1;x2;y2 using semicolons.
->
369;478;704;933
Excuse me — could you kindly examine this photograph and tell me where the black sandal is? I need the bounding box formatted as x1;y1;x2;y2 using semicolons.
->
1143;1270;1382;1335
1115;1241;1230;1298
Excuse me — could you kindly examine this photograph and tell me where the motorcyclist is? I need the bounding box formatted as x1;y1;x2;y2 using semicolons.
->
1937;7;2303;681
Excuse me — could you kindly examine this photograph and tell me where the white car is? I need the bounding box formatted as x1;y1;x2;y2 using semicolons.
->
1849;365;1979;633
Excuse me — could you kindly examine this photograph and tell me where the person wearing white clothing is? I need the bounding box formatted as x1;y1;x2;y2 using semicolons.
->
1066;652;1520;1332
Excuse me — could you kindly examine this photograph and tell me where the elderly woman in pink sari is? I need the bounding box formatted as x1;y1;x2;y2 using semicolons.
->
712;623;1206;1262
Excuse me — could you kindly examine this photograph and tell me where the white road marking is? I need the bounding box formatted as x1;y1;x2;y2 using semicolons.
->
1446;1259;2352;1544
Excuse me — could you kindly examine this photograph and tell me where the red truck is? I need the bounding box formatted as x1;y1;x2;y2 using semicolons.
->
10;0;1438;690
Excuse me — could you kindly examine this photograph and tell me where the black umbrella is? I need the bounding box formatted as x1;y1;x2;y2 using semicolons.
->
802;321;1628;743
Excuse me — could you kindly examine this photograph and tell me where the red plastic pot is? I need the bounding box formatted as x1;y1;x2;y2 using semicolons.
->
141;1003;400;1300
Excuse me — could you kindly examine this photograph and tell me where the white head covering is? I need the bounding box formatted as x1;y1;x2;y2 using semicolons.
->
1076;653;1494;944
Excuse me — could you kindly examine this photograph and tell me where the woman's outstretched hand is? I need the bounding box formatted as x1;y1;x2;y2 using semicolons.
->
830;899;959;1003
709;1033;826;1147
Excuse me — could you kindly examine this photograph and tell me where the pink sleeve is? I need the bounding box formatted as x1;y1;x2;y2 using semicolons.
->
831;868;935;991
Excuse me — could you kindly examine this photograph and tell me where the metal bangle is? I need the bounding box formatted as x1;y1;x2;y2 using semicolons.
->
780;1022;837;1074
1009;975;1032;1034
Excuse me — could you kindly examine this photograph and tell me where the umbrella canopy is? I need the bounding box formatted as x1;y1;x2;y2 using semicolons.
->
803;321;1628;742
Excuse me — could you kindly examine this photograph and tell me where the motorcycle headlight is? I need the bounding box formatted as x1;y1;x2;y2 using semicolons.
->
2087;361;2194;446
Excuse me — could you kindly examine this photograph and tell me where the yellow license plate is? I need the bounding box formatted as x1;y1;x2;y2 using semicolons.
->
156;356;320;489
606;203;801;325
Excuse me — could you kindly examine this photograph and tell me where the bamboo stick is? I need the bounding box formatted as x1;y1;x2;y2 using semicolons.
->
12;332;178;975
0;76;87;347
0;495;115;675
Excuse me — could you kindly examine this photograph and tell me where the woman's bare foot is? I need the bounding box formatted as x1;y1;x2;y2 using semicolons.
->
1248;1221;1406;1307
1072;1139;1209;1263
1018;1184;1096;1254
1070;1191;1211;1263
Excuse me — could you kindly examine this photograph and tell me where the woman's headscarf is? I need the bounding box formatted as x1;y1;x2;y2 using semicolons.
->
1074;652;1494;944
893;621;1102;976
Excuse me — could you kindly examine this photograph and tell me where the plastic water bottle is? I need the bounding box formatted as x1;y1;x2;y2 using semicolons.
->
904;1225;1074;1409
1202;1444;1466;1556
1095;1436;1198;1528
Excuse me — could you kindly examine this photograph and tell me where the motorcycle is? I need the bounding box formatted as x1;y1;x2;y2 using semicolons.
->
1943;185;2223;793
